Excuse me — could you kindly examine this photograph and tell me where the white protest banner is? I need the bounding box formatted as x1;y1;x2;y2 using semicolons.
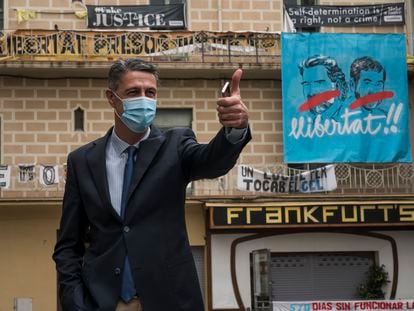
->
0;165;11;188
39;165;59;186
273;300;414;311
237;164;337;193
18;164;35;183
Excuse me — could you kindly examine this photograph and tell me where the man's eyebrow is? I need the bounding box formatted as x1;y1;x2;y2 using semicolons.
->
124;86;156;92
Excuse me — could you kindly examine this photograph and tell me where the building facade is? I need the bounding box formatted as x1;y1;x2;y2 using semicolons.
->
0;0;413;310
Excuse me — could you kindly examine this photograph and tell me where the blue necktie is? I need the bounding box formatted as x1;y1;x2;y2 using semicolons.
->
120;146;137;302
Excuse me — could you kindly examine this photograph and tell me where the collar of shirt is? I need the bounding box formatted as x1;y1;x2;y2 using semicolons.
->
109;127;151;156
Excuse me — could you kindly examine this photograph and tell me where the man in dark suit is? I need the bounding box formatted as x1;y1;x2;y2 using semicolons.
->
53;58;250;311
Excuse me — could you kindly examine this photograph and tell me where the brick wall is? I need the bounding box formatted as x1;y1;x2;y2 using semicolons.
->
0;76;280;198
6;0;283;32
6;0;408;33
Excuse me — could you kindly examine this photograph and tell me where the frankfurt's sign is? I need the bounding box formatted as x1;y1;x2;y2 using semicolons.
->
86;4;186;29
209;203;414;229
285;3;405;28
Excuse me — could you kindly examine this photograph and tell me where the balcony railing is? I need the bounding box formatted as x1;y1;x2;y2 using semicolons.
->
0;30;280;63
0;163;413;200
191;163;414;197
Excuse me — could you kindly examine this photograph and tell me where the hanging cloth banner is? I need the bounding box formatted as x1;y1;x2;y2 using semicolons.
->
282;33;412;163
0;165;11;188
285;3;405;28
39;165;59;186
86;4;186;29
237;164;337;193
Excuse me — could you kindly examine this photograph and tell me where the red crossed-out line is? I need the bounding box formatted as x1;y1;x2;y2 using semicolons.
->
349;91;394;110
298;90;340;112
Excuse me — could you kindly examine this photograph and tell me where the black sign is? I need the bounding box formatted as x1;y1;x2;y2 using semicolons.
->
210;204;414;229
86;4;186;29
286;3;405;28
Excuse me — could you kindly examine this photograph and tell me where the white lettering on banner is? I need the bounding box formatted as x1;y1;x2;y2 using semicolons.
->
273;300;414;311
237;164;337;193
289;103;403;139
93;12;166;27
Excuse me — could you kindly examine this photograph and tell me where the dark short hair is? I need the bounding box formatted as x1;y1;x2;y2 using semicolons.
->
108;58;159;90
350;56;386;84
299;55;348;100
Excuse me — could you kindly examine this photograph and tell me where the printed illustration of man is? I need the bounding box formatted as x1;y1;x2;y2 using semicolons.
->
349;56;388;116
299;55;349;122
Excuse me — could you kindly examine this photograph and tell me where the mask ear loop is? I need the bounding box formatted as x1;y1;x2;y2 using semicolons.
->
111;91;124;119
112;91;124;102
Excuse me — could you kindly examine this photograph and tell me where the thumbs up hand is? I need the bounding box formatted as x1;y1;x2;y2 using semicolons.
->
217;69;249;129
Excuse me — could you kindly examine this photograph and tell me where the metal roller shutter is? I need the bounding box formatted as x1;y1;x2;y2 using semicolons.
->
270;252;374;301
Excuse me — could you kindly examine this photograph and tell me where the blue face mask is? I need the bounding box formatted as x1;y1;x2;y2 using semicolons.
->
113;93;157;133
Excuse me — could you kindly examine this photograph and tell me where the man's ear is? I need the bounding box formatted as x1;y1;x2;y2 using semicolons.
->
105;89;116;108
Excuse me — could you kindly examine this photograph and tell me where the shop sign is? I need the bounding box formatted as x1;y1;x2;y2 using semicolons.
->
273;300;414;311
86;4;186;29
285;3;405;28
209;203;414;229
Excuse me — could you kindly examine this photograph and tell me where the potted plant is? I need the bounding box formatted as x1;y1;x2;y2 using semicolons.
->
357;264;390;299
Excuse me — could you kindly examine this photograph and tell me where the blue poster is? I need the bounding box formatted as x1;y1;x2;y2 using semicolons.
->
282;33;412;163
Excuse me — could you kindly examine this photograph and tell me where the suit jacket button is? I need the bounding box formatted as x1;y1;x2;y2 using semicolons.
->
123;226;130;233
114;268;121;275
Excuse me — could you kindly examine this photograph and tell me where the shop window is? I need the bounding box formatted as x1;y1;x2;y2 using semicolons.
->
284;0;319;32
74;107;85;131
251;249;272;311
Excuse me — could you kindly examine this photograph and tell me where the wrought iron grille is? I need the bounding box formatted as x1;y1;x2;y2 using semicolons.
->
0;30;280;63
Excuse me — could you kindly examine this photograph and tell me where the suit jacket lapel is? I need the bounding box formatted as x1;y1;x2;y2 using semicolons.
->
86;128;121;221
128;127;165;202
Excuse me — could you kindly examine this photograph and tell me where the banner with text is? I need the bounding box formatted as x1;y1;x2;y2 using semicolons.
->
0;165;11;189
87;4;186;29
237;165;337;193
273;300;414;311
285;3;405;28
282;33;412;163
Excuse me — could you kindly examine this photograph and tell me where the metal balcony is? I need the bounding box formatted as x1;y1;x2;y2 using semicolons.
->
0;30;280;64
190;163;414;198
1;163;413;200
